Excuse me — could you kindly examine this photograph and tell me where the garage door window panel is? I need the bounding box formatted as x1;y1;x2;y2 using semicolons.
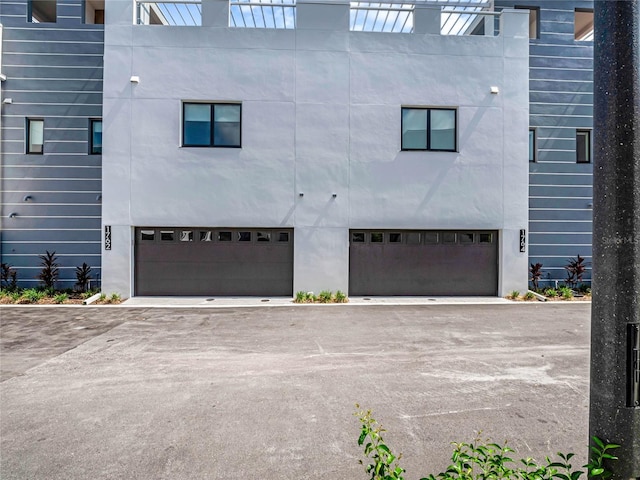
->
389;233;402;243
423;232;439;244
443;232;457;244
141;230;155;241
406;232;421;244
479;233;493;244
161;230;175;241
257;231;271;242
238;231;252;242
371;232;384;243
278;232;290;242
352;232;366;243
200;231;213;242
460;232;474;244
218;231;232;242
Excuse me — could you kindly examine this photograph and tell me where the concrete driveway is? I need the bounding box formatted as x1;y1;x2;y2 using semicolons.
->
0;304;590;480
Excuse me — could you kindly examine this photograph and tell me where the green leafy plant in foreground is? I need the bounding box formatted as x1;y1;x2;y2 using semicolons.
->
355;406;619;480
356;405;405;480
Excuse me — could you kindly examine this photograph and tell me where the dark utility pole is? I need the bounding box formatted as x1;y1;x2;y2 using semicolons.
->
590;1;640;479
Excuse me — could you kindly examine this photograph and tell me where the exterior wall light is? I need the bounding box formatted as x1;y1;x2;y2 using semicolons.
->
9;212;18;218
3;98;12;104
490;86;500;94
298;192;304;197
23;195;32;201
130;75;140;83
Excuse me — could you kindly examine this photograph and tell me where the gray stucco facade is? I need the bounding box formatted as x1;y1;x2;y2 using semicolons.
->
497;0;594;288
0;0;103;289
0;0;597;297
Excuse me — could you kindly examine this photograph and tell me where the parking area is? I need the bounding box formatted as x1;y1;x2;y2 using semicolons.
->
1;304;590;480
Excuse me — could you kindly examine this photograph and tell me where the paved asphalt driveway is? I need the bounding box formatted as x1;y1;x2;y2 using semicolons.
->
1;304;590;480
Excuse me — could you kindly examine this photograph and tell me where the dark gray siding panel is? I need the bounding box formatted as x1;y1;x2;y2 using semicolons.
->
497;0;594;287
1;0;104;288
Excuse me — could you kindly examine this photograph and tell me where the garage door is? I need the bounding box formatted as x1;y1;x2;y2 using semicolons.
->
349;230;498;296
135;228;293;296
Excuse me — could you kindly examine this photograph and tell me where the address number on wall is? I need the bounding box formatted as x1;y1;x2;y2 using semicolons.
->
105;225;112;250
519;229;526;253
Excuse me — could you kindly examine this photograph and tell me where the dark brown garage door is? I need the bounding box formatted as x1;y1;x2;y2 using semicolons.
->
135;228;293;296
349;230;498;296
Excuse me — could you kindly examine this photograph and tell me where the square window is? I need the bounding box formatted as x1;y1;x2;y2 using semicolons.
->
515;6;539;39
141;230;155;241
90;119;102;154
575;9;594;41
180;230;193;242
370;232;384;243
238;231;251;242
30;0;56;22
401;108;456;152
160;230;174;241
389;233;402;243
200;231;213;242
183;103;241;148
529;129;536;162
218;231;232;242
257;231;271;242
278;232;290;242
576;130;591;163
27;119;44;154
423;232;439;244
352;232;365;243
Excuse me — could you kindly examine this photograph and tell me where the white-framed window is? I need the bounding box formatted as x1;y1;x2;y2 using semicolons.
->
26;118;44;154
576;130;591;163
182;102;241;148
401;107;457;152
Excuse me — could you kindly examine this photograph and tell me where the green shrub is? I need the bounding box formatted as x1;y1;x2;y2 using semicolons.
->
53;293;68;304
335;290;348;303
543;287;558;298
523;291;535;301
559;286;574;300
294;291;316;303
507;291;519;300
110;293;121;303
355;406;619;480
318;290;333;303
21;288;46;303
